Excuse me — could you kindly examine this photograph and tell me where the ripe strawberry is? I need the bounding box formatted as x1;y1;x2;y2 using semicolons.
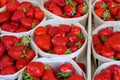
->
52;0;65;7
34;34;52;51
94;44;102;54
113;0;120;3
59;24;71;34
48;2;63;16
67;74;83;80
77;62;85;72
6;0;19;12
113;72;120;80
24;62;44;77
16;58;29;70
26;8;34;18
72;13;81;18
1;23;18;32
72;0;84;4
0;43;5;58
35;10;44;20
31;5;40;11
95;1;107;9
0;0;8;7
0;66;16;75
58;63;74;79
8;46;24;60
107;1;116;9
10;21;20;27
12;10;26;22
101;46;115;58
0;55;14;70
67;33;78;43
68;44;79;52
117;10;120;20
24;49;35;61
95;8;110;20
34;26;48;36
77;3;88;16
44;0;51;9
52;36;69;47
21;18;35;30
53;45;69;55
17;2;32;12
102;0;113;3
15;26;28;32
110;5;119;16
70;26;82;35
77;38;85;46
0;12;10;24
94;69;111;80
117;52;120;60
92;34;101;46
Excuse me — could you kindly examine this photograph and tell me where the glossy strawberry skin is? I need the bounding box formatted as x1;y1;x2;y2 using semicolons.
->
0;43;5;58
0;12;10;24
67;74;83;80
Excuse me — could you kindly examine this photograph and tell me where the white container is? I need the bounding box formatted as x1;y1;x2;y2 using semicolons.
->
92;22;120;66
93;61;120;80
18;57;86;80
30;19;88;59
92;0;120;27
0;34;38;80
0;6;6;12
0;0;46;36
39;0;88;26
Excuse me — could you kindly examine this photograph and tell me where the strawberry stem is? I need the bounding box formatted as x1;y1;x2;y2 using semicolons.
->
23;71;34;80
103;10;110;20
77;33;84;39
75;42;81;48
58;72;72;79
83;3;88;14
21;36;30;46
100;36;107;42
65;49;71;54
101;3;107;8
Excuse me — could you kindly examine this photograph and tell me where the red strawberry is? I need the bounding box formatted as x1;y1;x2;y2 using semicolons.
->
0;66;16;75
107;1;116;9
15;26;28;32
95;8;110;20
59;24;71;34
113;72;120;80
16;58;29;70
0;0;8;7
52;36;69;47
34;26;48;36
17;2;32;12
24;49;35;61
102;0;113;3
6;0;19;12
71;26;82;35
52;0;65;7
21;18;35;30
49;2;63;16
72;13;81;18
117;52;120;60
95;1;107;9
35;10;44;20
1;23;18;32
12;10;26;22
24;62;44;77
31;5;40;11
77;38;85;46
67;33;78;43
110;5;119;16
1;35;19;50
0;55;14;70
77;3;88;15
94;69;111;80
77;62;85;72
92;34;102;46
44;0;51;9
53;45;69;55
0;12;10;24
26;8;34;18
101;46;115;58
94;44;102;54
10;21;20;27
68;44;79;52
67;74;83;80
72;0;84;4
8;46;24;60
34;34;52;51
117;9;120;20
0;43;5;58
113;0;120;3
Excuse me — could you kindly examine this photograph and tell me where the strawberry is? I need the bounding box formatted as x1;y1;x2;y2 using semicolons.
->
15;26;28;33
0;55;14;70
35;10;44;20
94;44;103;54
101;46;115;58
0;43;5;58
44;0;51;9
77;62;85;72
73;13;81;18
24;49;35;61
68;44;79;52
70;26;82;35
34;26;48;36
58;63;74;79
59;24;71;34
0;12;10;24
1;35;19;50
67;74;83;80
117;52;120;60
117;9;120;20
72;0;84;4
0;66;16;75
8;46;24;60
48;2;63;16
17;2;32;12
102;0;113;3
0;0;8;7
21;18;35;30
1;23;18;32
6;0;19;12
52;36;69;47
67;33;78;43
77;3;88;16
10;21;20;27
34;34;52;52
113;71;120;80
31;5;40;11
77;38;85;46
26;8;34;18
95;1;107;9
53;45;69;55
95;8;110;20
12;10;26;22
107;1;116;9
16;58;29;70
24;62;44;78
52;0;65;7
94;69;111;80
110;5;119;16
113;0;120;3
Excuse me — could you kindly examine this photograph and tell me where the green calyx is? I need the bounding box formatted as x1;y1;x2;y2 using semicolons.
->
32;22;37;28
75;42;81;48
101;3;107;8
103;10;110;20
21;50;27;59
83;3;88;14
21;36;30;46
77;33;84;39
65;49;71;55
100;36;107;42
23;71;34;80
44;65;51;70
58;71;72;79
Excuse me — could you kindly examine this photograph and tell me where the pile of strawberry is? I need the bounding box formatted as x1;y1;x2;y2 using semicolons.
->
0;0;44;33
34;24;85;55
0;0;8;7
94;0;120;21
94;64;120;80
92;27;120;60
22;62;84;80
0;35;36;75
44;0;88;18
